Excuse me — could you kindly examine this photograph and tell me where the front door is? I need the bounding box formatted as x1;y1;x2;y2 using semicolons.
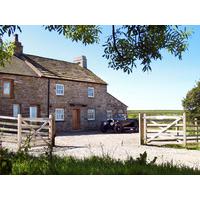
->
72;109;80;130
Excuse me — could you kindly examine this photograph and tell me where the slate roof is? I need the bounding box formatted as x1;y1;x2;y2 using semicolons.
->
0;56;38;77
0;54;107;85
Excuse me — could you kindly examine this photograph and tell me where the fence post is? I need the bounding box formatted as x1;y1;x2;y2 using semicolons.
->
194;118;198;143
183;112;187;147
17;114;22;150
139;113;145;145
143;113;147;144
176;120;179;136
49;113;55;147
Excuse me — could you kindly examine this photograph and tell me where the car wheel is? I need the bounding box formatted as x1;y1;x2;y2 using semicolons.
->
114;123;123;133
100;126;107;133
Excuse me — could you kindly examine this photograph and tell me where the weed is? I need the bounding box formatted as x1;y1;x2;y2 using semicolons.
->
136;151;157;165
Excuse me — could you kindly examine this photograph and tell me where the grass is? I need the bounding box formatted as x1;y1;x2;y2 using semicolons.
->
128;110;183;119
163;143;200;151
1;148;200;175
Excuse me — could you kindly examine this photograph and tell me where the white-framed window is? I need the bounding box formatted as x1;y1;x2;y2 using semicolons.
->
56;84;64;95
106;110;112;120
3;81;11;95
2;80;13;97
29;106;37;118
87;109;95;120
55;108;64;121
88;87;94;98
13;104;20;117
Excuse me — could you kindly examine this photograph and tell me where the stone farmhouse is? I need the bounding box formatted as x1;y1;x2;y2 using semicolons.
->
0;35;127;133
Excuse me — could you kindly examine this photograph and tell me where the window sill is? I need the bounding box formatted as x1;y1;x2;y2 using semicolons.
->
2;95;13;98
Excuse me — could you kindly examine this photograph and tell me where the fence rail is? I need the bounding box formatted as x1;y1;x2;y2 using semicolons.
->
139;113;200;146
0;114;55;149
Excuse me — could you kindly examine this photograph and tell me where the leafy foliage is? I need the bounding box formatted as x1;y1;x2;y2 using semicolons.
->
182;81;200;120
0;148;13;174
0;25;21;37
44;25;101;45
0;25;191;74
0;41;14;67
0;25;21;67
103;25;191;74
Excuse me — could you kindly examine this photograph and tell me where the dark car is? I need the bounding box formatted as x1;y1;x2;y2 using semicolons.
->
100;114;139;133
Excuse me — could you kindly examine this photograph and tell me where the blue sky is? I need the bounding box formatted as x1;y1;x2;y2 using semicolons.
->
4;25;200;110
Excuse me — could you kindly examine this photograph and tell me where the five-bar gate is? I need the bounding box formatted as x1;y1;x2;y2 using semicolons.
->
139;113;186;146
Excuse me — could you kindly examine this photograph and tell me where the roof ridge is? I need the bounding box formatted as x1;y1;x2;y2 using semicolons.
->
23;53;107;85
21;54;59;78
24;53;76;65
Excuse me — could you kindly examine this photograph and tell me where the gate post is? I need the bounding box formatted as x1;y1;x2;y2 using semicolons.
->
194;118;198;143
139;113;146;145
49;113;55;147
194;118;198;134
143;113;147;144
17;114;22;150
183;112;187;147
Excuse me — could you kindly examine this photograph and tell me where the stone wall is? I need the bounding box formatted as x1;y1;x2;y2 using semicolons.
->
0;74;127;133
105;93;127;116
0;74;48;117
48;79;109;132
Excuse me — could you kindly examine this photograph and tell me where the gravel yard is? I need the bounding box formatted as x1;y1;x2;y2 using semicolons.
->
2;132;200;169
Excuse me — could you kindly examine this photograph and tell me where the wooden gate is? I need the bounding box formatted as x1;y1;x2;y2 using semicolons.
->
139;113;186;145
0;114;55;149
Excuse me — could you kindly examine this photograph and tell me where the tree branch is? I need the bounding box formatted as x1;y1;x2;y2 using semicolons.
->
112;25;124;60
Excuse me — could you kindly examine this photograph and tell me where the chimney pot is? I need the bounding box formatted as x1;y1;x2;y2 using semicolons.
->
73;55;87;68
14;34;19;42
13;34;23;56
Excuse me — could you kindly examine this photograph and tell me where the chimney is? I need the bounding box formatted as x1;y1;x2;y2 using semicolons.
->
14;34;23;56
73;55;87;68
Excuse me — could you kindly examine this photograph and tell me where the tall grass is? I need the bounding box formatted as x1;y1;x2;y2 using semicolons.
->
0;148;200;175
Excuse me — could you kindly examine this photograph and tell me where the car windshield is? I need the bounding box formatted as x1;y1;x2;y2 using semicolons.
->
113;114;127;120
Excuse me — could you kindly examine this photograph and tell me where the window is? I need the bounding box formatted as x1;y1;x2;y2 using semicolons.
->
88;87;94;98
13;104;20;117
29;106;37;118
87;109;95;120
56;84;64;95
2;80;13;98
55;108;64;121
107;110;112;120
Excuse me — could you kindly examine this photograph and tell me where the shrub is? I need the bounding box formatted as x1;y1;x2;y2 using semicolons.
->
182;81;200;120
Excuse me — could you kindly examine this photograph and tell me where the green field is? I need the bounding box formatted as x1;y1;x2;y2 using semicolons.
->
128;110;183;119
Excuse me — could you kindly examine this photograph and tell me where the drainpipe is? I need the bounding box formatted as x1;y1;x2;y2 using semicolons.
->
47;78;50;116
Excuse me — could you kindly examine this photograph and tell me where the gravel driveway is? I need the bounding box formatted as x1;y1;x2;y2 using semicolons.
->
3;132;200;169
54;132;200;169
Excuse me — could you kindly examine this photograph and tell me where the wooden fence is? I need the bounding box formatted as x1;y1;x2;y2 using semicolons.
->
139;113;200;146
0;114;55;149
